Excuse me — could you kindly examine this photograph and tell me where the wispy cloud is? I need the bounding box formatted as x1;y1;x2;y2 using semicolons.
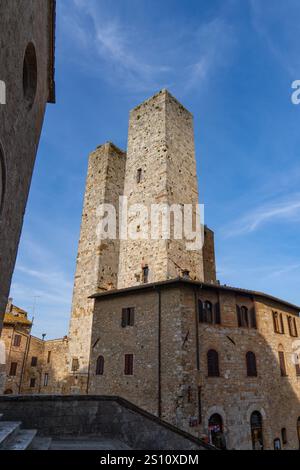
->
223;193;300;237
60;0;236;94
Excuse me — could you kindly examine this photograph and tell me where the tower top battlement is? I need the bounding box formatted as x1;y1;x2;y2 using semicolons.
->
131;88;193;116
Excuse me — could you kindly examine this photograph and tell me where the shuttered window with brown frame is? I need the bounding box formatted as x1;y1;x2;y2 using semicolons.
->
9;362;17;376
279;351;287;376
124;354;134;375
246;351;257;377
96;355;104;375
121;308;135;328
207;349;220;377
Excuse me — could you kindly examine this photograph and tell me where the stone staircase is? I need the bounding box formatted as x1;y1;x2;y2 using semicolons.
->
0;414;52;450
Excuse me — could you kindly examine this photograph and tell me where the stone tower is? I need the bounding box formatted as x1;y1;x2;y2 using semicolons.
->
68;143;126;391
117;89;204;289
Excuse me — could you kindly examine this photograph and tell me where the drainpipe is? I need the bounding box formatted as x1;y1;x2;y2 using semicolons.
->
19;333;31;394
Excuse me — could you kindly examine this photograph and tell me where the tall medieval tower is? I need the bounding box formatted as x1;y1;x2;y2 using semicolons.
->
68;143;126;391
68;90;211;392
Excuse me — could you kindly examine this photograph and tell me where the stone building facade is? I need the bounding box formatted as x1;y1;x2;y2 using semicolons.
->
0;300;68;396
70;90;299;449
0;0;56;390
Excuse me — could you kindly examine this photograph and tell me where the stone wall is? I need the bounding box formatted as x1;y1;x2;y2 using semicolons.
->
203;227;217;284
0;395;211;450
0;0;55;330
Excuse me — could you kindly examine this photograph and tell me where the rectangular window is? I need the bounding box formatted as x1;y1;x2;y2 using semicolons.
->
30;378;36;388
279;351;287;376
72;358;79;372
295;363;300;377
136;168;142;183
124;354;134;375
47;351;51;363
288;316;298;337
121;308;135;328
44;373;49;387
273;311;284;334
31;356;38;367
13;335;21;347
9;362;17;376
142;266;149;284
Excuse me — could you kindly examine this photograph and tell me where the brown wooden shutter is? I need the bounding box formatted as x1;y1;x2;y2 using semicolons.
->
279;351;287;376
214;302;221;325
236;305;242;327
198;300;204;323
121;308;128;328
125;354;133;375
129;308;135;326
250;307;257;329
280;314;285;334
294;318;298;337
272;312;279;333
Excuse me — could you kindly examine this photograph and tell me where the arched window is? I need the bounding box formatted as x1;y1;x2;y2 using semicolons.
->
4;389;13;395
23;42;37;108
250;411;264;450
96;355;104;375
208;414;226;449
281;428;287;445
207;349;220;377
246;351;257;377
199;300;221;325
278;345;287;376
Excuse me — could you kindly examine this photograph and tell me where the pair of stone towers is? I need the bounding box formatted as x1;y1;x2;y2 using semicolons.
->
68;90;216;389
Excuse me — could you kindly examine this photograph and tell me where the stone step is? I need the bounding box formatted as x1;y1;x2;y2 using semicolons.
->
3;429;37;450
30;436;52;450
0;422;21;449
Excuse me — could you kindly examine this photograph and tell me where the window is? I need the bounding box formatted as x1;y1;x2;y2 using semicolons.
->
278;346;287;376
208;414;226;449
96;356;104;375
121;307;135;328
198;300;221;325
142;266;149;284
30;378;36;388
9;362;17;376
246;351;257;377
281;428;287;445
23;42;37;108
44;373;49;387
250;411;264;450
207;349;220;377
288;316;298;337
13;335;21;347
136;168;143;183
71;358;79;372
273;311;284;334
124;354;134;375
237;306;248;327
295;361;300;377
47;351;51;364
31;356;38;367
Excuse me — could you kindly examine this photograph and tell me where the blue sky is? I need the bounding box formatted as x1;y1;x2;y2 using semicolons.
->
10;0;300;338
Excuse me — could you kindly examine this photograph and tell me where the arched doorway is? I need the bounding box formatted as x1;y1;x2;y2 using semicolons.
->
297;417;300;449
4;389;13;395
208;413;226;449
250;411;264;450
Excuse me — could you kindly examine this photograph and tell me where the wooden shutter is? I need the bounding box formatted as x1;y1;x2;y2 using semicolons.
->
207;350;219;377
125;354;133;375
294;318;298;337
250;307;257;329
9;362;17;376
279;351;287;376
198;300;204;323
272;312;279;333
121;308;128;328
129;308;135;326
236;305;242;327
279;314;285;334
214;302;221;325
